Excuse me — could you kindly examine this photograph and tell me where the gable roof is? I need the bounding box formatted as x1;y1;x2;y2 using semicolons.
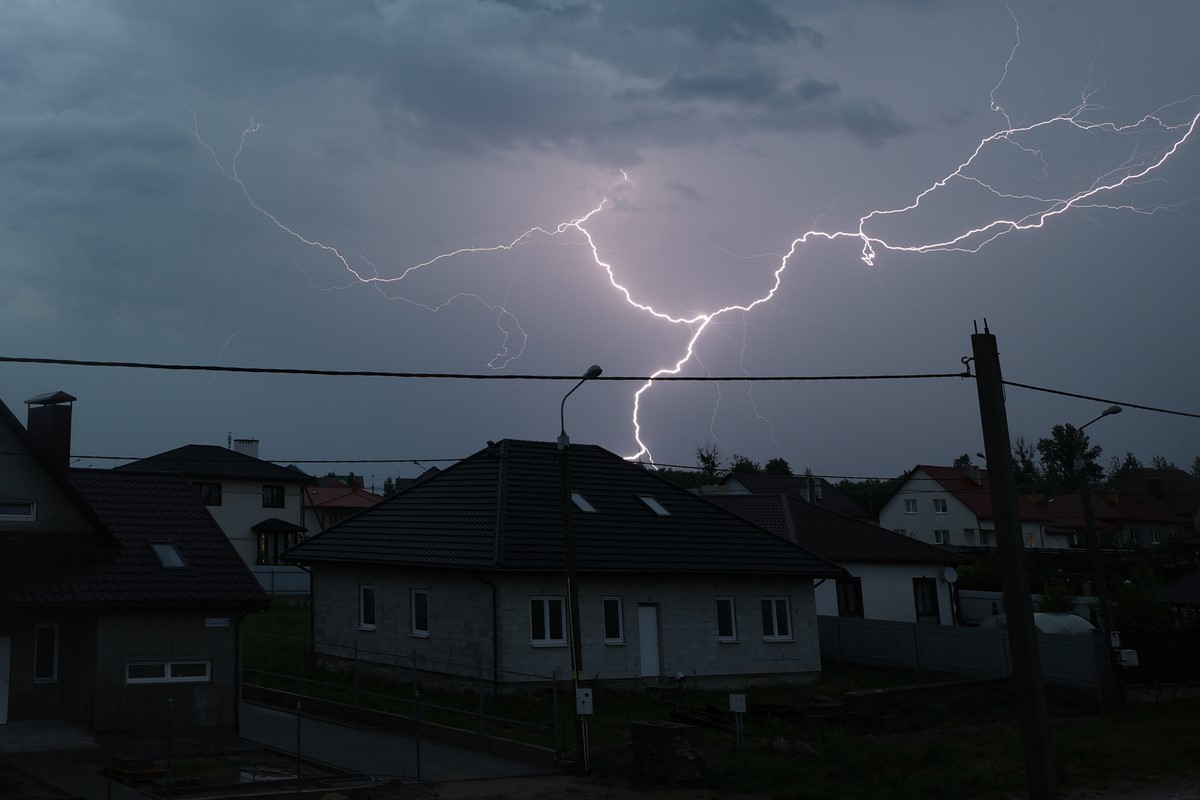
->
714;472;869;518
896;465;1048;522
304;484;384;511
1038;491;1191;532
285;439;845;578
116;444;310;482
706;494;960;565
0;469;268;609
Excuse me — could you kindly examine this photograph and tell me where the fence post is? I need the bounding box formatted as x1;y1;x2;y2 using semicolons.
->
298;638;305;699
552;669;561;755
295;700;302;793
353;642;360;708
412;650;422;784
477;657;485;734
165;697;174;800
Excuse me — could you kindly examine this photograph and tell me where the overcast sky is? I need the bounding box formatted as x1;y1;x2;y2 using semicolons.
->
3;0;1198;486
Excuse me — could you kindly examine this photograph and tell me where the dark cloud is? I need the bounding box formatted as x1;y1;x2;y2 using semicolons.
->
663;180;705;203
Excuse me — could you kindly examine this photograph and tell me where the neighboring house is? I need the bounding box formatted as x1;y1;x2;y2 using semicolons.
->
1037;491;1193;549
1106;467;1200;534
701;472;870;520
879;465;1052;549
302;480;384;532
116;440;311;568
0;392;267;732
706;494;961;625
284;439;845;686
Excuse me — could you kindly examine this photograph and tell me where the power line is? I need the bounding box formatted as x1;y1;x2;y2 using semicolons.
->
0;355;968;382
1002;380;1200;420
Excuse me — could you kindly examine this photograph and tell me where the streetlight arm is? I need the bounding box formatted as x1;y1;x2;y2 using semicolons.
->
559;365;603;448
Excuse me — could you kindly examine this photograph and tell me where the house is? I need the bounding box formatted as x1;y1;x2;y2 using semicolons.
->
0;392;267;733
706;494;961;625
700;471;870;520
283;439;846;686
116;441;311;568
1037;491;1193;549
878;465;1052;549
1105;467;1200;535
302;479;384;532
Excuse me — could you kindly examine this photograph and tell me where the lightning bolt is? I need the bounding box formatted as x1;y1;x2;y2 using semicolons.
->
188;14;1200;465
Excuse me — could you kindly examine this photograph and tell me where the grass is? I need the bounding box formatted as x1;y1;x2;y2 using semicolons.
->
240;603;1200;798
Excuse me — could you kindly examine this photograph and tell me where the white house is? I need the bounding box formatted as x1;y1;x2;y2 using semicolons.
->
879;465;1053;549
706;493;961;625
284;439;846;686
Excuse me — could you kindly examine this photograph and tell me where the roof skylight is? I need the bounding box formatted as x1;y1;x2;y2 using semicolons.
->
639;496;670;516
150;542;188;569
571;492;597;513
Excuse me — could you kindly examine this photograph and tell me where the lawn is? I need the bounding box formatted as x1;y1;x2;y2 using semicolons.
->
240;603;1200;799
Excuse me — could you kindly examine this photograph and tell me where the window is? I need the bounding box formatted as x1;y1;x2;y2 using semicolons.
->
979;530;992;547
34;624;58;683
194;482;222;506
1128;529;1140;546
530;597;567;645
1151;530;1161;545
570;492;597;513
150;542;188;569
913;578;940;624
894;528;907;537
934;529;950;545
836;578;864;618
963;528;976;546
1023;532;1035;548
904;499;918;514
359;585;376;630
257;531;301;565
716;597;737;641
760;597;792;640
126;660;211;684
262;485;285;508
932;498;948;514
638;496;670;516
602;597;624;643
411;589;429;637
0;500;35;520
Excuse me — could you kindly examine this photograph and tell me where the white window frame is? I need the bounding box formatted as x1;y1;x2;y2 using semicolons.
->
33;623;58;684
904;498;918;514
602;597;624;644
760;597;792;641
934;529;950;545
411;589;429;637
716;597;737;642
932;498;948;514
359;585;377;630
530;596;567;646
126;660;212;685
0;500;36;521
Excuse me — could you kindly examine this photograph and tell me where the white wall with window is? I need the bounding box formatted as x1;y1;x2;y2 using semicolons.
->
813;562;957;625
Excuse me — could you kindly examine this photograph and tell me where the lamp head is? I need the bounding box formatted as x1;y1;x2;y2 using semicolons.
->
582;364;603;380
1102;405;1122;418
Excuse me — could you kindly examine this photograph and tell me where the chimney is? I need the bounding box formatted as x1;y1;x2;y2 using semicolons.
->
232;438;260;459
968;466;981;483
25;391;77;475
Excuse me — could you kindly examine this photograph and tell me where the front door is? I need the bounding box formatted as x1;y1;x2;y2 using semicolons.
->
0;637;11;724
638;605;660;678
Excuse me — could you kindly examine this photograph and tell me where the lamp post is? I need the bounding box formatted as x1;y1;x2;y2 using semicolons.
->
1075;405;1124;709
559;364;602;775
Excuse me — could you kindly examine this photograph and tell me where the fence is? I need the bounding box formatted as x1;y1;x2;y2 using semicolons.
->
818;615;1099;688
241;631;564;751
249;565;311;596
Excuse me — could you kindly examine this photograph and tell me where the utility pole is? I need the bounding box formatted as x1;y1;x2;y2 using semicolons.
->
970;322;1058;800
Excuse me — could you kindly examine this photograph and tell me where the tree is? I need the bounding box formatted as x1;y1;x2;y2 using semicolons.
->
1106;451;1142;484
729;454;762;474
1036;424;1103;496
382;476;395;496
1193;455;1200;480
695;443;724;476
764;457;793;475
1151;455;1176;471
952;453;974;469
1011;436;1041;492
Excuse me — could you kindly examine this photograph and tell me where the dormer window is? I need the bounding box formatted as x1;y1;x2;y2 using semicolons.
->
571;492;597;513
638;496;670;516
150;542;188;569
0;500;35;521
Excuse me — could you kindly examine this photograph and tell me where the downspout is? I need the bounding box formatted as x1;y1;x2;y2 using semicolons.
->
234;609;250;735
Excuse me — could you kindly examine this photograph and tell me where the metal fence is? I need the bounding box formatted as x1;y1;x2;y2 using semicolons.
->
818;615;1099;688
249;565;311;595
241;631;564;750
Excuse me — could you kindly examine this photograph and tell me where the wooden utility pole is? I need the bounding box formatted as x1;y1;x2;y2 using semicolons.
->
971;322;1058;800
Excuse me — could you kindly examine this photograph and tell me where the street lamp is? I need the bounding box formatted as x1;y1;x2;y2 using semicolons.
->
1074;404;1123;709
559;364;602;774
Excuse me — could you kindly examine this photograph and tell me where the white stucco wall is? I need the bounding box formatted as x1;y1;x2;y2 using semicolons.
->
198;478;305;566
814;562;956;625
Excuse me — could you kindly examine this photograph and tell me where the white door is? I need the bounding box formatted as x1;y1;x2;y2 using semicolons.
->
0;637;11;724
637;605;660;678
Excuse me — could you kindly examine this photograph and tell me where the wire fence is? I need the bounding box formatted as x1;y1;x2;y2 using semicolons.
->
241;631;564;750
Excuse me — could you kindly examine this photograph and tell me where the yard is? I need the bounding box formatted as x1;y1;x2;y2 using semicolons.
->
241;603;1200;799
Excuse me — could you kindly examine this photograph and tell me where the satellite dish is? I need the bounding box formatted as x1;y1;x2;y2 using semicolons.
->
943;566;958;584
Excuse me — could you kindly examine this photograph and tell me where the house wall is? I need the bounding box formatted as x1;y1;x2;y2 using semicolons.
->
310;566;821;684
0;612;96;726
92;611;242;732
198;477;305;567
815;561;956;625
0;422;95;534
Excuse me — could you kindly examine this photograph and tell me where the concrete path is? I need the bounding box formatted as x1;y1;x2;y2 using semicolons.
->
237;700;555;783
